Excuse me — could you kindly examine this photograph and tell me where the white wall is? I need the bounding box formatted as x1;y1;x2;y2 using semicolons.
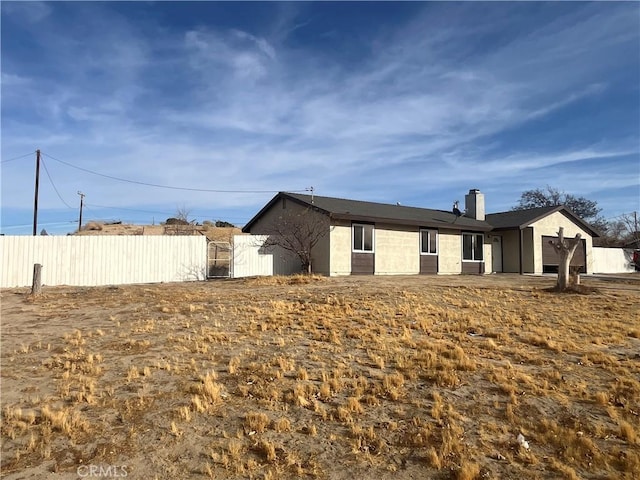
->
592;247;636;274
0;236;207;288
232;235;300;278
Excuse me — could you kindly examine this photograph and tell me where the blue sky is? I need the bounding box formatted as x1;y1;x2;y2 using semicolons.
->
1;1;639;235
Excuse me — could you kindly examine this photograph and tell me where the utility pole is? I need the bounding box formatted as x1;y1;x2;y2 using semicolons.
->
33;149;41;236
77;191;85;232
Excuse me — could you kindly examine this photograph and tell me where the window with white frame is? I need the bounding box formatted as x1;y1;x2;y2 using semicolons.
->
462;233;484;261
420;229;438;255
353;224;374;252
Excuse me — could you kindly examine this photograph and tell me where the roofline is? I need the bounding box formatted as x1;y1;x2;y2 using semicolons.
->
330;213;492;231
245;194;597;236
554;207;601;237
242;192;331;232
285;192;492;230
517;205;564;229
487;205;601;237
243;192;492;232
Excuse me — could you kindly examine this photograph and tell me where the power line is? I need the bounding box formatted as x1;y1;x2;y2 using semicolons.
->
85;203;177;216
0;152;34;164
1;220;77;229
42;152;307;194
40;157;75;209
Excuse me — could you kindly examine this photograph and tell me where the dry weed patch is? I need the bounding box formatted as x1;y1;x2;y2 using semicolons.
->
2;274;638;478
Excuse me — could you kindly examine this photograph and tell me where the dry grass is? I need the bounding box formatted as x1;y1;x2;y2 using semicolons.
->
1;274;639;479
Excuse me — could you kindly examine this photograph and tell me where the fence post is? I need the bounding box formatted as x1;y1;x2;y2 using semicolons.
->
31;263;42;295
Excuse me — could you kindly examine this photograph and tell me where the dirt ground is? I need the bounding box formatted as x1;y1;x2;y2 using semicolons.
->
74;223;241;243
1;274;639;479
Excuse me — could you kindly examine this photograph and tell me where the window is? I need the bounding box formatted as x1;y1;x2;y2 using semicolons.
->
353;224;374;252
420;229;438;255
462;233;484;261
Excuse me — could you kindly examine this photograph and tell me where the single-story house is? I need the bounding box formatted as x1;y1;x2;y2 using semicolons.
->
242;190;600;276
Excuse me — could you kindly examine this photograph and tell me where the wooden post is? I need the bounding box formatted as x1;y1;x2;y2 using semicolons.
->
31;263;42;295
33;150;41;236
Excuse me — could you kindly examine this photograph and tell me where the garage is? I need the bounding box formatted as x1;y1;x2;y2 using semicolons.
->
542;236;587;273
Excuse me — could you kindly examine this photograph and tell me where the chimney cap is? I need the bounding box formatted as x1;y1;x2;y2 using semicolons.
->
468;188;481;194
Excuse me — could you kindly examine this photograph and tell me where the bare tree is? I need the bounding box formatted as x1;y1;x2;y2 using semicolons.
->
175;205;192;223
163;205;196;235
596;212;639;247
261;208;328;274
618;212;640;245
513;186;607;233
549;227;582;291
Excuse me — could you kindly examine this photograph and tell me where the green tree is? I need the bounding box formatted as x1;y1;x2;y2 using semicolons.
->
513;186;607;232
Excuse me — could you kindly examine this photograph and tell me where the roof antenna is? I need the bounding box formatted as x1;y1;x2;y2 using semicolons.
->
306;186;314;204
453;200;462;217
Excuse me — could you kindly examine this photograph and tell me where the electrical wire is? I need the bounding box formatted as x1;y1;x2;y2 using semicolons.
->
85;203;177;216
40;157;75;209
42;152;308;194
1;152;34;164
84;203;247;224
1;221;76;229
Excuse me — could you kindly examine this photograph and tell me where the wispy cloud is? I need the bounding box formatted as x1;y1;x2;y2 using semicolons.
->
1;2;638;232
1;1;51;24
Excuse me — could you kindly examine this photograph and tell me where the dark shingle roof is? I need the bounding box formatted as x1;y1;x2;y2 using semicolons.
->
243;192;492;232
486;206;600;236
243;193;600;237
485;206;561;229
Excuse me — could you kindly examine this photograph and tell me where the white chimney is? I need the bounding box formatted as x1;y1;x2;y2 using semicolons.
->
465;189;485;220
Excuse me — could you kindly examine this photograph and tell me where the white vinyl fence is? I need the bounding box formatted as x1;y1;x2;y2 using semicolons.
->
232;235;301;278
0;236;208;288
592;247;636;274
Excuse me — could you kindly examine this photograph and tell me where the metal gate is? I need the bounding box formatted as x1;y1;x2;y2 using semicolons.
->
207;241;231;278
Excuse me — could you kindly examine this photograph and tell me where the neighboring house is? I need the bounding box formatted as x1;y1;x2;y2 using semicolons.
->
242;190;600;276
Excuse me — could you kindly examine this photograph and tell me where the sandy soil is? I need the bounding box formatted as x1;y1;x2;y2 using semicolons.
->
1;274;639;479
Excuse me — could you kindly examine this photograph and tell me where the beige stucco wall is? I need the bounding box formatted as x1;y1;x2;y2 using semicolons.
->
529;211;594;274
246;199;331;274
438;229;462;274
329;220;352;276
374;224;420;275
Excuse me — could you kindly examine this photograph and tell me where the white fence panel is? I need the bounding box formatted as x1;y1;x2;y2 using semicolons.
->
592;247;636;274
232;235;300;278
0;236;208;288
